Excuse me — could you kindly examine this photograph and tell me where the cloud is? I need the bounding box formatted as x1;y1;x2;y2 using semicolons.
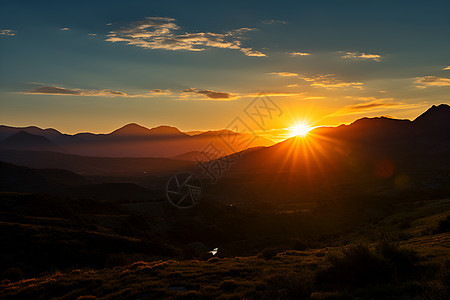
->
288;51;311;56
240;48;266;57
181;88;232;99
268;72;299;77
302;74;363;89
24;85;129;97
341;51;381;62
332;98;421;116
246;91;305;97
105;17;266;57
88;33;97;36
262;19;287;25
415;76;450;88
148;89;172;95
443;66;450;70
0;29;15;36
60;27;70;31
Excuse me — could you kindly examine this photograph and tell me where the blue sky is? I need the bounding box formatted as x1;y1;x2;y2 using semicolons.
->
1;0;449;139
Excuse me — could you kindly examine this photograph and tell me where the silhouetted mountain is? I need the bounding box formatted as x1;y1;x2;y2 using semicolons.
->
216;104;450;204
110;123;154;136
0;124;273;157
413;104;450;129
413;104;450;143
0;131;65;152
0;125;66;142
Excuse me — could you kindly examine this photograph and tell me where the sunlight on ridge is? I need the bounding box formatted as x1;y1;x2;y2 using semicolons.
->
287;122;314;137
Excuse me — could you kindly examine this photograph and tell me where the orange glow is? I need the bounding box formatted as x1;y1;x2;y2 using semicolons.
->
287;122;314;137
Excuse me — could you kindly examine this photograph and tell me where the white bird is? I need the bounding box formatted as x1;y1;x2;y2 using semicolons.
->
209;248;218;256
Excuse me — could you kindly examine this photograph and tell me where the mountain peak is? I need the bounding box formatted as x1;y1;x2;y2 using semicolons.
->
149;125;185;135
110;123;152;136
414;104;450;122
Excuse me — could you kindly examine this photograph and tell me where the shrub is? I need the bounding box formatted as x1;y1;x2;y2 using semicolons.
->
316;244;391;287
316;241;423;289
375;240;420;276
262;271;311;300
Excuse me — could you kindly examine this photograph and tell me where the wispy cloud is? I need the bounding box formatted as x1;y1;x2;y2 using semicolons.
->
268;72;299;77
302;74;363;89
88;33;97;37
332;98;421;116
246;91;305;97
415;76;450;88
288;51;311;56
22;84;306;101
59;27;70;31
181;88;233;99
341;51;382;62
149;89;172;95
0;29;15;36
443;66;450;70
262;19;287;25
105;17;266;57
24;85;128;97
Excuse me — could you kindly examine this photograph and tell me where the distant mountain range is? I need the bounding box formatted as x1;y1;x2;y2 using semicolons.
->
0;104;449;206
0;123;273;158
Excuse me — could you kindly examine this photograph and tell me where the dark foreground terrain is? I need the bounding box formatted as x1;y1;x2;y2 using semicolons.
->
1;105;449;299
0;189;449;299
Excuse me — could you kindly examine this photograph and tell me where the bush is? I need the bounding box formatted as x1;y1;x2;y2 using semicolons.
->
376;240;420;276
316;244;390;287
316;241;422;289
262;271;311;300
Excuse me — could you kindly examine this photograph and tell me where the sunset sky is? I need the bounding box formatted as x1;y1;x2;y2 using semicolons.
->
1;0;449;140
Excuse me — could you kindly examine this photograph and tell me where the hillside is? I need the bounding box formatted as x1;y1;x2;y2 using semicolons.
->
0;124;274;158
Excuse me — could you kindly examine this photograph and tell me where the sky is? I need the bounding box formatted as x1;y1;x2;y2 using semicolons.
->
1;0;449;141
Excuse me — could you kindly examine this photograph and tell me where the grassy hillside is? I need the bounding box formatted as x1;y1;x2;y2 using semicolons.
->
1;196;448;299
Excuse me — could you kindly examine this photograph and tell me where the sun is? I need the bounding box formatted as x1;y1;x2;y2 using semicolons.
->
288;123;313;137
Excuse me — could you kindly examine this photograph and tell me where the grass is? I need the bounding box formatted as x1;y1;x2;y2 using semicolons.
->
1;234;448;299
1;195;449;299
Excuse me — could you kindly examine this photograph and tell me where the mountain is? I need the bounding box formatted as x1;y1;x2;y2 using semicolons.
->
0;124;274;157
215;104;450;204
0;131;65;152
109;123;154;136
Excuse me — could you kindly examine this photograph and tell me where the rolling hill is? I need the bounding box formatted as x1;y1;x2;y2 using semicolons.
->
0;124;274;158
